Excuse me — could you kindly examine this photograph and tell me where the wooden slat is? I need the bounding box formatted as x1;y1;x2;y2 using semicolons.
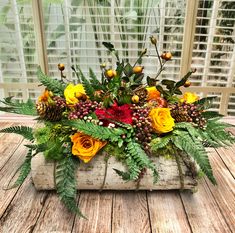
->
0;140;32;218
215;145;235;178
180;181;231;232
0;178;47;233
112;191;151;233
73;191;113;233
147;191;191;233
32;192;76;232
205;149;235;232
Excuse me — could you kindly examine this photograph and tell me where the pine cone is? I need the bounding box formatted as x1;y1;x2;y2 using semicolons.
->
170;109;191;123
36;102;63;121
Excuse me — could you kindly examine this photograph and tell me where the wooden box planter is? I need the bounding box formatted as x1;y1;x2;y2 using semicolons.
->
31;153;198;191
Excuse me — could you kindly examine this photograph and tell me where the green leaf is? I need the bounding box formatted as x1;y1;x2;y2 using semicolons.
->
102;42;115;52
175;71;193;88
174;88;182;95
55;156;85;218
37;67;65;95
88;68;103;90
161;79;175;89
134;73;144;83
150;135;173;152
147;76;156;86
124;63;133;76
194;96;216;110
0;126;34;141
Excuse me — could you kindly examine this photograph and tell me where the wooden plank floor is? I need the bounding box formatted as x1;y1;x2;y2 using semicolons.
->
0;115;234;233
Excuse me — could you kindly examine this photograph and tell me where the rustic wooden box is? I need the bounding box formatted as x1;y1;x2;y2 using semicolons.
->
31;153;198;191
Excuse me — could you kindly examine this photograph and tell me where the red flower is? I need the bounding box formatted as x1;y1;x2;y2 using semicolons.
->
95;103;133;125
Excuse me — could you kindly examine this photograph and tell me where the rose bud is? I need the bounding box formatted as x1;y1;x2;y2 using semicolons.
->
133;66;144;74
184;80;191;88
164;52;172;61
58;63;65;71
150;35;157;45
106;69;117;78
132;95;140;103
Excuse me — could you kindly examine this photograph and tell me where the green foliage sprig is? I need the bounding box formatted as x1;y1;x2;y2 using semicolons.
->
37;67;65;95
0;96;37;116
0;125;34;141
55;156;85;218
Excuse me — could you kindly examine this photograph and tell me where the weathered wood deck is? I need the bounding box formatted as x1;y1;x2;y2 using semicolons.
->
0;115;234;233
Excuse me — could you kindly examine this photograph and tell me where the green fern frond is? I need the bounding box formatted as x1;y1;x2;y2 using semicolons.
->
202;111;223;119
55;156;85;218
113;168;131;181
194;96;216;110
126;140;159;183
78;68;95;100
172;130;216;185
150;135;173;152
37;67;65;95
10;148;33;188
63;120;126;142
175;122;201;141
24;143;48;154
0;97;37;116
205;119;235;146
89;68;104;90
0;126;34;141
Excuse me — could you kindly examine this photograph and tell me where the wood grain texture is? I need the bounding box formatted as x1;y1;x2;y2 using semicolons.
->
112;191;151;233
205;149;235;232
0;178;47;233
180;181;231;233
32;192;76;233
73;191;113;233
31;153;197;190
147;191;191;233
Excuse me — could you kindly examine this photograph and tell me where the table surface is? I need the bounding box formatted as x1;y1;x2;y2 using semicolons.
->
0;115;234;233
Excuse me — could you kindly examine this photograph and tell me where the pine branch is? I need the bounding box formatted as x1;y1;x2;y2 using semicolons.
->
0;126;34;141
78;68;95;100
55;156;86;218
63;120;126;142
37;67;65;95
172;130;217;185
0;97;37;116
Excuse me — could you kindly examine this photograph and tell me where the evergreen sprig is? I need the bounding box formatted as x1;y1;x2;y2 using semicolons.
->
89;68;104;90
0;126;34;141
63;120;127;142
37;67;65;95
55;156;85;218
0;97;37;116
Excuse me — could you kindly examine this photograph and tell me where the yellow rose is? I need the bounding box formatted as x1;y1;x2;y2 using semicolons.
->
146;86;161;101
70;132;107;163
180;92;199;104
149;108;175;134
64;84;86;105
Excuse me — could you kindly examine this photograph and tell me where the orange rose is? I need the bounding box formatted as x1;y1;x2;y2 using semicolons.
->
70;132;107;163
146;86;161;101
149;108;175;134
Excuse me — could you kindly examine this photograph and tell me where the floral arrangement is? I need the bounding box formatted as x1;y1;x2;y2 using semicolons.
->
0;37;235;218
